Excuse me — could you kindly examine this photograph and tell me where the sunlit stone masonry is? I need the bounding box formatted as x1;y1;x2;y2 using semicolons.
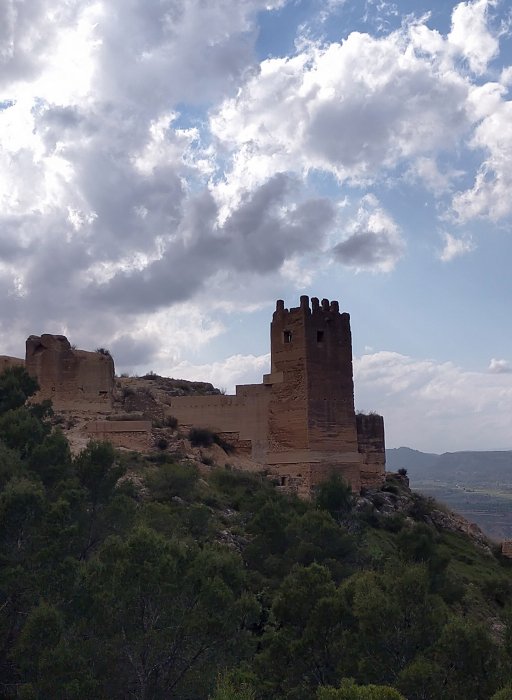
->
0;296;386;497
166;296;386;496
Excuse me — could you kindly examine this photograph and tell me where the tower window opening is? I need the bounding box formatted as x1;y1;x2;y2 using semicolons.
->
283;330;292;344
317;330;325;343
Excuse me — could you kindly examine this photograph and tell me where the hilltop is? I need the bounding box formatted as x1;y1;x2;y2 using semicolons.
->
2;366;512;699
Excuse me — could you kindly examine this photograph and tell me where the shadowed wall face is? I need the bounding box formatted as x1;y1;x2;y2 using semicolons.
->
25;334;114;409
356;413;386;489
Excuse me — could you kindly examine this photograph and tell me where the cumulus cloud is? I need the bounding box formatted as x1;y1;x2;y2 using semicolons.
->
168;353;271;392
489;358;512;374
211;23;470;195
0;0;510;383
89;174;335;311
439;232;475;261
448;0;499;75
355;351;512;451
332;196;404;272
0;0;315;360
452;87;512;221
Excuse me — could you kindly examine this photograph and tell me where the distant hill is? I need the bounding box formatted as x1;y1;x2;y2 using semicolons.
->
387;447;512;539
387;447;512;485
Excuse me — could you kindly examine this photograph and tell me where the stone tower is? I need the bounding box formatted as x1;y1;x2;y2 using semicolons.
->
265;295;364;494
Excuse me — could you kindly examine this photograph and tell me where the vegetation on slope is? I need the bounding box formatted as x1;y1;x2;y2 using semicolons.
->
1;367;512;699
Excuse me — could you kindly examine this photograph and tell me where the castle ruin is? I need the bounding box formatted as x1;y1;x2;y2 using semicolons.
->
0;296;386;495
166;296;385;494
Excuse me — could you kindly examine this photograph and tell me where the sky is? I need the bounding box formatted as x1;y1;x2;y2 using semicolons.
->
1;0;512;453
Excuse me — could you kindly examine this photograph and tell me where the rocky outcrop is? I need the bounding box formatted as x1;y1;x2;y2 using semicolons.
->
358;472;493;553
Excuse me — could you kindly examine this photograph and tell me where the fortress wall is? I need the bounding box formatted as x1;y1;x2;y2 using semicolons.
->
2;296;386;497
272;460;361;498
502;541;512;558
87;420;152;450
166;384;271;461
166;394;243;433
356;413;386;488
26;335;114;409
0;356;25;372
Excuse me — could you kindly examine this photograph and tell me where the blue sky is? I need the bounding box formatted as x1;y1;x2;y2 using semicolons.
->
1;0;512;452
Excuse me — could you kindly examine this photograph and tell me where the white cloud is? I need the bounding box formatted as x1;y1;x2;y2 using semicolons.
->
452;91;512;221
211;22;470;198
167;353;270;392
439;232;475;261
448;0;499;75
489;358;512;374
0;0;511;387
355;350;512;451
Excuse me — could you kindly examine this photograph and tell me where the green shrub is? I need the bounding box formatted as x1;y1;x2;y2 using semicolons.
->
189;427;214;448
315;472;353;520
165;415;178;429
146;462;199;500
156;438;168;450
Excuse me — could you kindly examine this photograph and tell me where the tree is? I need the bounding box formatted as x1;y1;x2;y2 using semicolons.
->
316;472;353;521
317;678;405;699
210;673;256;700
82;527;257;699
348;565;447;684
0;407;50;457
28;429;71;487
0;366;38;414
431;619;504;699
255;564;348;697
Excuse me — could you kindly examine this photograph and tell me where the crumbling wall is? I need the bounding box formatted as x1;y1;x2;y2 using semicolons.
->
25;334;114;410
87;420;152;450
356;413;386;489
0;356;25;373
166;383;270;462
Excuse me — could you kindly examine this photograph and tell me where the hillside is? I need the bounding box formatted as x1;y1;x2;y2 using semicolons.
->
387;447;512;484
2;367;512;699
387;447;512;540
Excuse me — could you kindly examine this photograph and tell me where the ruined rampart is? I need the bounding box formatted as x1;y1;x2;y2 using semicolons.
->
0;296;386;497
25;334;114;410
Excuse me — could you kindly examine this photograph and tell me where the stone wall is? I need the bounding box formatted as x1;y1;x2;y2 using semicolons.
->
166;383;270;462
502;541;512;558
87;420;152;450
356;413;386;489
0;356;25;372
166;296;384;496
25;334;114;410
1;297;386;497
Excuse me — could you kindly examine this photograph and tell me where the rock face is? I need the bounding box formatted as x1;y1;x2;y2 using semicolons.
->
25;334;114;410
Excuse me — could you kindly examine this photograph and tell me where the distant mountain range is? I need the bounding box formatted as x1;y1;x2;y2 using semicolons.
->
386;447;512;485
386;447;512;539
